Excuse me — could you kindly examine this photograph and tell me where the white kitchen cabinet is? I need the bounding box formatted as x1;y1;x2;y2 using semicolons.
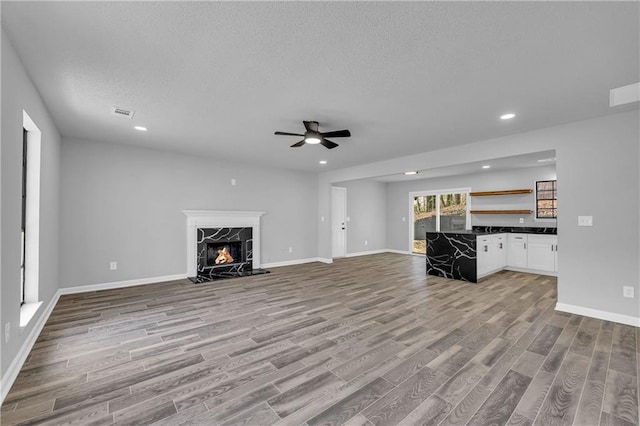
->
526;234;558;272
507;234;528;268
477;234;507;278
477;236;491;277
492;234;507;270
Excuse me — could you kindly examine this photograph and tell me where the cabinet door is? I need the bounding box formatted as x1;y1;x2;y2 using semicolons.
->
507;234;528;268
476;236;490;276
527;235;556;272
492;234;507;269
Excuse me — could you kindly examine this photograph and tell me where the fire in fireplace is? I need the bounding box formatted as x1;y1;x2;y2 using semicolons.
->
206;241;243;267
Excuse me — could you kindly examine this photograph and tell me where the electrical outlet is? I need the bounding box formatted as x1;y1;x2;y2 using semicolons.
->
231;178;236;186
5;323;10;343
402;217;406;222
288;247;293;253
578;216;593;226
321;216;324;222
519;218;524;224
623;286;635;298
110;261;117;270
365;240;368;246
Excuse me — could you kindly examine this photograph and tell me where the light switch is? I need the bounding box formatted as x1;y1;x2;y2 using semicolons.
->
578;216;593;227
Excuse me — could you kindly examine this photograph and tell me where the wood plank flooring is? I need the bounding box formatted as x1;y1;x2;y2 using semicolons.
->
1;253;638;425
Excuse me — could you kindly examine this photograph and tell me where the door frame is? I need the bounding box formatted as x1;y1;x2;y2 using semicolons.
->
331;186;347;258
408;188;471;253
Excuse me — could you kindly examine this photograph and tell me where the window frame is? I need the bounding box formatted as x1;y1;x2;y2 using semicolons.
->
535;179;557;220
409;187;471;254
21;128;28;305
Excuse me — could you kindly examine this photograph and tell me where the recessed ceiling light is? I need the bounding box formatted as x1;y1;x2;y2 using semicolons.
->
134;126;147;131
319;160;327;165
482;165;491;169
500;113;516;120
404;171;418;175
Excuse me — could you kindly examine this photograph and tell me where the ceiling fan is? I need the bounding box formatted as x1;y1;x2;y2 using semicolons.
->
274;121;351;149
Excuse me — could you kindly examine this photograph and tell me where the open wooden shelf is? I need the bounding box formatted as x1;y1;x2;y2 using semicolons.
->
470;189;532;196
470;209;533;215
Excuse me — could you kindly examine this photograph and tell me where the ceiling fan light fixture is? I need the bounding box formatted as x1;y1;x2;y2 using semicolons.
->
305;136;322;144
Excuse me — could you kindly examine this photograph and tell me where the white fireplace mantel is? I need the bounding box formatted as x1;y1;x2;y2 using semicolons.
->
183;210;265;276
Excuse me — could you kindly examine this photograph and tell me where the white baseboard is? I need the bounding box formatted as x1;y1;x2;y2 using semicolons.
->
58;273;188;295
261;258;331;268
1;291;61;403
346;249;388;258
505;266;557;277
385;249;413;255
316;257;333;264
555;302;640;327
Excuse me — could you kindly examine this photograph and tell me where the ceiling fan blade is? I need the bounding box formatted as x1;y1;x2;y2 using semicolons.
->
290;140;306;148
321;129;351;138
275;131;304;136
303;121;319;132
321;139;339;149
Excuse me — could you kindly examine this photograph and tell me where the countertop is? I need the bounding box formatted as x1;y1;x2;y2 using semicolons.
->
426;226;557;236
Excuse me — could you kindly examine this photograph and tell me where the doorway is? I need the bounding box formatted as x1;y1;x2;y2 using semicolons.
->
331;186;347;258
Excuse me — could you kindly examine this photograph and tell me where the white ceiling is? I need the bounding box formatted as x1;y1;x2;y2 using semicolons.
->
372;150;557;183
2;2;638;173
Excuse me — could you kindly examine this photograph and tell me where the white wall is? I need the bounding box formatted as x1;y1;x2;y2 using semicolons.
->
386;165;557;251
335;179;387;254
1;32;61;382
59;138;319;287
320;111;640;322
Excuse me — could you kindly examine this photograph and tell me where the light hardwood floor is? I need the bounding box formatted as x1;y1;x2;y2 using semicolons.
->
1;253;638;425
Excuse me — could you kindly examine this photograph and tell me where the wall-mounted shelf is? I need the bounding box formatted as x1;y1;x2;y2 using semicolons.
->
470;209;533;215
470;189;532;196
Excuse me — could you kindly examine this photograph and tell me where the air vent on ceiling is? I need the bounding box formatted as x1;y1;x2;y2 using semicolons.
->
111;106;135;119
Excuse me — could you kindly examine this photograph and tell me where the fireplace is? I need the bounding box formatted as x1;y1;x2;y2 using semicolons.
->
183;210;265;281
196;227;252;278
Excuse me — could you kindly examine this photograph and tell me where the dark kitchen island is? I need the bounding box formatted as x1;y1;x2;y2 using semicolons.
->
426;231;483;283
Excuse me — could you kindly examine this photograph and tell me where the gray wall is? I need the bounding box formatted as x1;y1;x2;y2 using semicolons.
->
321;111;639;320
335;180;387;254
59;138;319;287
386;165;557;251
554;113;639;319
1;32;61;379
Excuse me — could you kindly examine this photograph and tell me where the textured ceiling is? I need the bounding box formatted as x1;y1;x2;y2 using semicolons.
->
2;1;638;173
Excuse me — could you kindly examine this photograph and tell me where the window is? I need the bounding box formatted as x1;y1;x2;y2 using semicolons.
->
20;111;43;327
412;189;470;254
536;180;557;219
21;128;27;305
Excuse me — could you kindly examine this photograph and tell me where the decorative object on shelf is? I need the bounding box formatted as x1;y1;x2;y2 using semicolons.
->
470;189;532;196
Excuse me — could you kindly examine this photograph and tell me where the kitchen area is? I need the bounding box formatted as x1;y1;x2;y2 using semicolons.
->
423;181;558;283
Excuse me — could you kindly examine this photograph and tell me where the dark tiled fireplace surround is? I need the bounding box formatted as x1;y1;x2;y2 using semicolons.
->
196;227;253;279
